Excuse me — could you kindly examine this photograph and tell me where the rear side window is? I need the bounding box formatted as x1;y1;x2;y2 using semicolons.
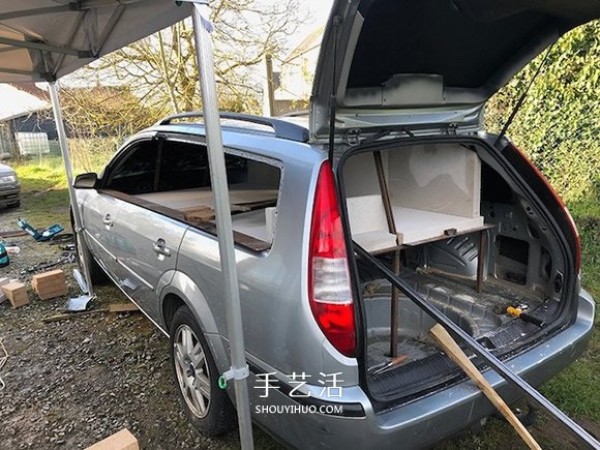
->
158;141;254;191
103;137;281;251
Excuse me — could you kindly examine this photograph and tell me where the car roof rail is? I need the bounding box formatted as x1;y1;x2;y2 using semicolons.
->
157;111;309;143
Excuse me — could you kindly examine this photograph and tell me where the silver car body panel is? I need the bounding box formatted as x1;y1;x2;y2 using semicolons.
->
80;190;123;278
114;202;187;320
249;290;593;450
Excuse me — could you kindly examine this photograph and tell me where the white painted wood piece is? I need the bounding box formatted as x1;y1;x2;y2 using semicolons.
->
392;206;484;245
388;144;481;218
136;187;278;210
345;194;397;252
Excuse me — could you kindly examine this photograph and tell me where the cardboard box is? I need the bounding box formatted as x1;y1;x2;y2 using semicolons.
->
86;429;139;450
32;269;68;300
1;281;28;308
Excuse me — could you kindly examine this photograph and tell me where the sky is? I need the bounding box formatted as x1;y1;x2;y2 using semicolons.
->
298;0;334;42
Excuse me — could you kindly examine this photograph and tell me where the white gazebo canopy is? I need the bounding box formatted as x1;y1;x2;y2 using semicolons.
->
0;0;190;83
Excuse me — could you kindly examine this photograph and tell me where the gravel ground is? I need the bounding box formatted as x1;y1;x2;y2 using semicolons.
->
0;208;251;449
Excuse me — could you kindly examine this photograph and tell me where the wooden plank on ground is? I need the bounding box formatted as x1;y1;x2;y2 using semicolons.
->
85;428;139;450
108;303;139;313
0;230;28;238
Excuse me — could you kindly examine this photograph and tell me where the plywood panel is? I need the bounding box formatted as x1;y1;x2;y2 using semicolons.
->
136;187;278;210
392;206;484;245
388;144;481;218
343;151;389;197
346;194;390;235
231;210;270;242
346;194;397;252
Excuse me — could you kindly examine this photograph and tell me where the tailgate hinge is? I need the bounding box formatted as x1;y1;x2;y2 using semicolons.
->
345;128;362;145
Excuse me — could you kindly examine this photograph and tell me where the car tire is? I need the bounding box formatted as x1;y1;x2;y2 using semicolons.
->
170;306;236;436
75;231;109;285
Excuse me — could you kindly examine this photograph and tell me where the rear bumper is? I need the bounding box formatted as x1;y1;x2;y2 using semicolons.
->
0;185;20;206
253;289;595;449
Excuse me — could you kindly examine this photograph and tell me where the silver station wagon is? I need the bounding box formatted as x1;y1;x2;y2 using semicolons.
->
73;1;599;448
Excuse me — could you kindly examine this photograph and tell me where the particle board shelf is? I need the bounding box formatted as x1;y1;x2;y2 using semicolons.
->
343;143;489;359
392;206;484;245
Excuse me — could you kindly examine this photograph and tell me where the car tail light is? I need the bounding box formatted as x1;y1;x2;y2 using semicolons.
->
511;145;581;273
308;161;356;357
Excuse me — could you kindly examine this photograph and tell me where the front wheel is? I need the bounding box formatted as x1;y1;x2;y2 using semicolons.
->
170;306;235;436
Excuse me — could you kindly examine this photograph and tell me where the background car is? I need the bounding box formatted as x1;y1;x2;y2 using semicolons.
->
0;163;20;209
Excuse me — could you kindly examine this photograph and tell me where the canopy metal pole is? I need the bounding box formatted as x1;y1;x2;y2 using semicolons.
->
48;81;95;299
190;2;254;448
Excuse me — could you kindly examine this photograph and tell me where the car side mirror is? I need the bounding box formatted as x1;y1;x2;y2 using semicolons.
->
74;172;98;189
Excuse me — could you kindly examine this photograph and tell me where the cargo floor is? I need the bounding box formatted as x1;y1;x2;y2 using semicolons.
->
363;267;548;391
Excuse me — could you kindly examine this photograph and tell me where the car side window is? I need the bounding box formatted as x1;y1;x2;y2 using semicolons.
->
156;140;281;250
103;137;281;251
158;141;211;191
104;140;159;195
158;141;260;191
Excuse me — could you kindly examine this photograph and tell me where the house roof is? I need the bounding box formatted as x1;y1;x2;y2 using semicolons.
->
0;83;50;122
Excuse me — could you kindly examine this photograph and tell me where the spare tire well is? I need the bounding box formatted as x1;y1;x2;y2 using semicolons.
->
163;294;185;331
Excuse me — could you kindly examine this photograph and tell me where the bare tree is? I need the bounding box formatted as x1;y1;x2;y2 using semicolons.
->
85;0;306;115
58;86;157;138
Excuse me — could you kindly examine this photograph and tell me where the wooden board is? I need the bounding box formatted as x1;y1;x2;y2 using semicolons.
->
392;206;484;245
183;206;215;223
86;428;138;450
388;144;481;218
429;324;541;450
101;189;271;253
108;303;139;313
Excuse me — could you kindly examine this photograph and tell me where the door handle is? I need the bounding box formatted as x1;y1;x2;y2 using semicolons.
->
152;238;172;257
102;213;114;228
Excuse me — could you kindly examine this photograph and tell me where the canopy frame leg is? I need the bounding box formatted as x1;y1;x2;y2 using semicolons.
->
190;1;254;448
48;81;95;300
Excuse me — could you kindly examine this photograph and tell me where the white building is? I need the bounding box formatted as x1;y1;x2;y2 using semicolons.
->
264;27;323;116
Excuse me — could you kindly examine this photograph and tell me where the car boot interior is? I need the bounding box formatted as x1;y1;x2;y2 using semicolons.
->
339;137;572;403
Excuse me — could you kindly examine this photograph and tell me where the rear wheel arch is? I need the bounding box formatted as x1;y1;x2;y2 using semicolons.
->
162;293;186;332
169;305;236;435
160;276;230;384
159;271;220;335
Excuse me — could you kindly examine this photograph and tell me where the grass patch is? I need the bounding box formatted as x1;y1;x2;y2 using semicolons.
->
13;160;70;226
10;141;116;227
574;212;600;298
537;207;600;425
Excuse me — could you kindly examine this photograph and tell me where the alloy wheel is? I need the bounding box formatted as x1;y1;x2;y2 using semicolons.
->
173;324;211;418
